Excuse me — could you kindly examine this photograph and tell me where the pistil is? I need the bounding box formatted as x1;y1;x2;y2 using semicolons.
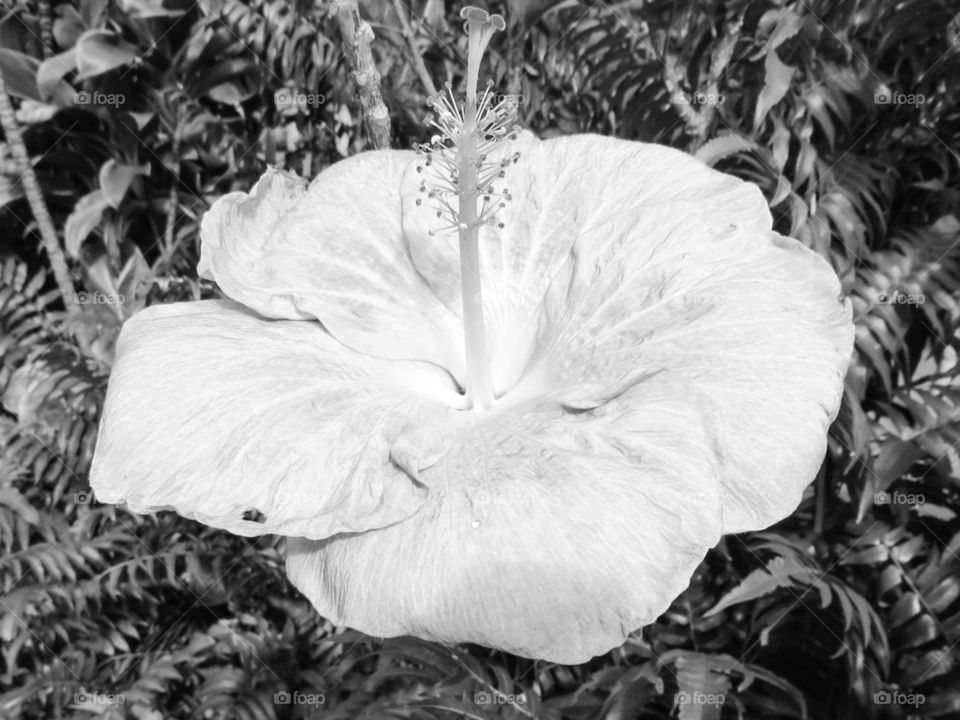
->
457;89;494;409
417;7;518;411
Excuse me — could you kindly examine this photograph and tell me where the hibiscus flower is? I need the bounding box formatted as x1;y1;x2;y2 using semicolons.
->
90;8;853;663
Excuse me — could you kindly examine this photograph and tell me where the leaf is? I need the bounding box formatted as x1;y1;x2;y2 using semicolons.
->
189;58;260;103
873;439;926;490
506;0;572;28
925;688;960;716
804;89;836;149
119;0;187;17
673;653;731;720
36;50;78;100
64;190;110;258
754;51;795;128
98;159;149;208
758;8;805;53
82;252;121;302
0;49;41;101
79;0;110;27
116;246;154;315
206;82;244;105
0;487;41;525
694;134;761;167
52;5;87;48
950;9;960;49
75;29;140;79
706;557;803;616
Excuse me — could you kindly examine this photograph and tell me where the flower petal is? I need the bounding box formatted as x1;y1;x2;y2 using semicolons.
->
198;155;464;379
90;300;462;538
404;134;852;534
541;227;853;533
286;376;725;663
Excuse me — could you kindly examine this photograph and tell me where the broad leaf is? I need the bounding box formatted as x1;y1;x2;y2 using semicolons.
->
64;189;110;257
76;29;140;79
0;49;41;101
36;49;78;101
98;159;149;208
754;50;795;128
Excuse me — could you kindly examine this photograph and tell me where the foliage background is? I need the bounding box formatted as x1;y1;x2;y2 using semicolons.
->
1;0;959;717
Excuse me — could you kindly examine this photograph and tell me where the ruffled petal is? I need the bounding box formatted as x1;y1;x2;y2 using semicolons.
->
544;232;852;533
405;134;852;534
286;376;725;663
198;155;464;380
90;300;463;538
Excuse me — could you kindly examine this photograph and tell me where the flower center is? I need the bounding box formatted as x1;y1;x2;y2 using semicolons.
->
416;7;519;412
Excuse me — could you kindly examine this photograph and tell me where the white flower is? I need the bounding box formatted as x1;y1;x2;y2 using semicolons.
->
90;7;853;663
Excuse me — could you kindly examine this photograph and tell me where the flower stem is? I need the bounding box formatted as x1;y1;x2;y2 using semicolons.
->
457;92;494;410
330;0;392;149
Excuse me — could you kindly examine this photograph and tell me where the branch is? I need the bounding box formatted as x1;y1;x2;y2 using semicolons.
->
0;70;77;313
391;0;438;97
330;0;392;150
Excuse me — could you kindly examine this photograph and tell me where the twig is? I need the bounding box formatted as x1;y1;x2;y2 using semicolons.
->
161;137;181;272
391;0;438;97
0;70;76;313
330;0;392;149
162;181;178;265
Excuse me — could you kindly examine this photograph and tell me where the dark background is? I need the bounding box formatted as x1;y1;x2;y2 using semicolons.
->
1;0;959;718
